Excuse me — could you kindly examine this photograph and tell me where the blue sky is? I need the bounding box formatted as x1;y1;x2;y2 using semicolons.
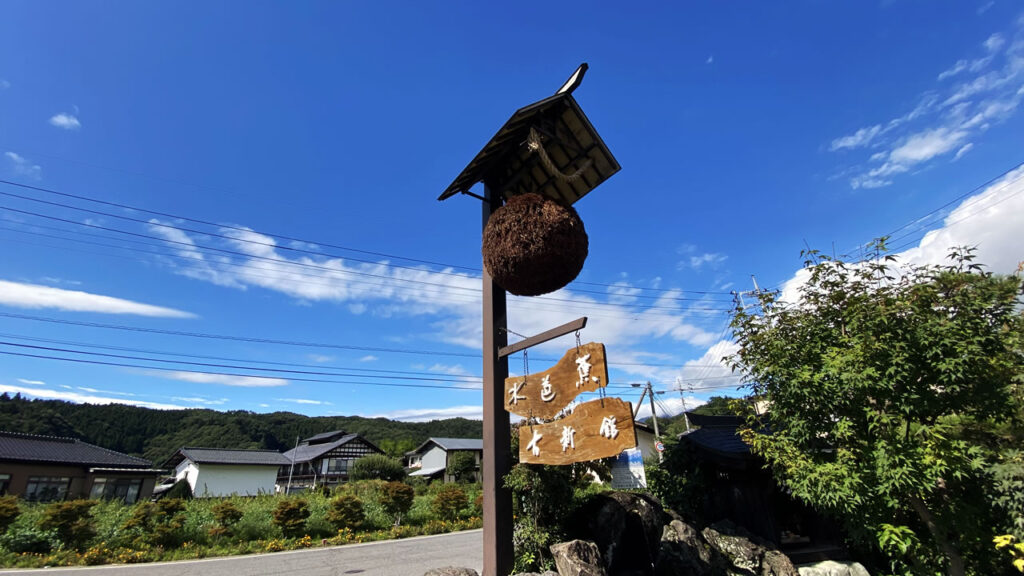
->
1;2;1022;422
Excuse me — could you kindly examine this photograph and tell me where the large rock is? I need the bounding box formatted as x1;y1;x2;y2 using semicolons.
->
796;561;870;576
569;492;667;574
550;540;608;576
423;568;479;576
701;521;797;576
655;519;716;576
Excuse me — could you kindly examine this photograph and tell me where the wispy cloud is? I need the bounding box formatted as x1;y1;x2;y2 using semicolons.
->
172;396;230;405
834;20;1024;189
49;113;81;130
307;354;336;363
371;405;483;422
706;55;714;65
358;355;378;363
0;280;196;318
0;80;10;90
4;151;41;180
16;379;45;386
0;383;186;410
156;371;288;387
275;398;330;405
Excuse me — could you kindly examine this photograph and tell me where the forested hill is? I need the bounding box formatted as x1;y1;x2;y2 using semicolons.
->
0;394;482;464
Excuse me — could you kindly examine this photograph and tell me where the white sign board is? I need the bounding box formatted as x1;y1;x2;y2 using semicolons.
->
609;447;647;490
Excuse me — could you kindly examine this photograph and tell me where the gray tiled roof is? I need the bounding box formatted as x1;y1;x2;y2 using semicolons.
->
0;431;152;468
413;437;483;454
173;447;291;467
282;433;365;464
302;430;347;444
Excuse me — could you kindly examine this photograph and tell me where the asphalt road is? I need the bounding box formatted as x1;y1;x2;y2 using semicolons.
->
0;529;483;576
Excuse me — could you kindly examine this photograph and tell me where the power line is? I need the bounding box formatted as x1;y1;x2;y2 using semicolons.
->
0;178;735;298
0;207;736;314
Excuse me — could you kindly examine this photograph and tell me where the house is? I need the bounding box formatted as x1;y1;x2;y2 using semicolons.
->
677;412;846;562
0;431;162;503
163;447;290;498
406;437;482;483
278;430;383;490
633;421;660;462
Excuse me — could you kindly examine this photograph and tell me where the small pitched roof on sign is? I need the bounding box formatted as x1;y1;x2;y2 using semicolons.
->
439;63;620;206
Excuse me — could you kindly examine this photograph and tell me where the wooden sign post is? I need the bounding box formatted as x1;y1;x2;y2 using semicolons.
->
518;397;636;465
504;342;608;420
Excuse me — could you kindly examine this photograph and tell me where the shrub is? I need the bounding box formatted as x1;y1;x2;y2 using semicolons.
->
122;499;187;548
326;495;364;530
350;454;406;481
209;501;244;538
38;499;97;550
378;482;415;526
432;485;467;521
0;496;20;534
272;499;310;538
163;479;193;500
0;525;60;554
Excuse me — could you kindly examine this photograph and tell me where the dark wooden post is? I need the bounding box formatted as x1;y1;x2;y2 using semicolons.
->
481;182;513;576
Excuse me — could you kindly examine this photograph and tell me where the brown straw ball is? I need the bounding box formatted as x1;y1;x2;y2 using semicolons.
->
482;193;589;296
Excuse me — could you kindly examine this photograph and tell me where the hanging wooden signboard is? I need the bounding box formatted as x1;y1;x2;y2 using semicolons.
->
504;342;608;420
518;397;636;465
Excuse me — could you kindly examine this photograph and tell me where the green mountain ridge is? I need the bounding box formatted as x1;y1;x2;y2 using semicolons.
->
0;394;482;464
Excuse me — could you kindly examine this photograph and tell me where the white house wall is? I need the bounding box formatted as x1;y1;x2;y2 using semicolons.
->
421;445;447;471
188;464;279;497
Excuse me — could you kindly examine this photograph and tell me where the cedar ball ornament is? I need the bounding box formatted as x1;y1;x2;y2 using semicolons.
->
482;192;588;296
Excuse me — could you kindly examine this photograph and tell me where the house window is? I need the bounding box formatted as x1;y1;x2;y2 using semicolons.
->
90;478;143;504
0;474;9;495
25;476;70;502
326;458;350;475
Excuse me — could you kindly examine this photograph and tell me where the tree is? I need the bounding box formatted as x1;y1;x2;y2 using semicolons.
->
446;451;478;483
349;454;406;481
210;501;244;538
730;245;1024;576
378;482;415;526
691;395;742;416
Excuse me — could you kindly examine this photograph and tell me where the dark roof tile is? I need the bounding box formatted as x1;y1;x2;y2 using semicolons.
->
0;431;152;468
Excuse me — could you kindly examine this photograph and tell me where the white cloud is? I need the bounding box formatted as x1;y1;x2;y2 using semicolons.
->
634;395;707;421
830;124;883;151
687;253;728;270
156;371;288;387
0;383;185;410
148;223;722;365
275;398;330;405
0;79;9;90
172;396;229;405
371;405;483;421
706;55;714;65
78;387;134;396
358;355;378;363
426;363;470;376
0;280;196;318
49;113;81;130
953;143;974;161
4;151;41;180
307;354;336;363
835;20;1024;188
16;379;45;386
783;165;1024;303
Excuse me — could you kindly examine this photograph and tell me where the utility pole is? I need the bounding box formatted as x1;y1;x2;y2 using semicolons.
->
676;377;691;433
633;382;664;462
285;434;298;494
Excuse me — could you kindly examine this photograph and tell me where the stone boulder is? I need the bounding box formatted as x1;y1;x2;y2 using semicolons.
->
423;567;479;576
550;540;608;576
701;521;797;576
655;519;718;576
568;492;667;574
796;561;870;576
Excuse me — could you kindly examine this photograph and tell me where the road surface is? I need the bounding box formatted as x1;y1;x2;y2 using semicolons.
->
0;529;482;576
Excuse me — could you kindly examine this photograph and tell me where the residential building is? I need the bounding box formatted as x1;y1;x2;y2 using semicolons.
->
0;431;162;503
278;430;383;490
163;447;290;498
406;437;482;483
